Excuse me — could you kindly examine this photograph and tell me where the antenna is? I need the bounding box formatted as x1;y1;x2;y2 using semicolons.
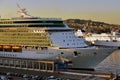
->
17;3;21;9
17;3;26;12
16;3;33;18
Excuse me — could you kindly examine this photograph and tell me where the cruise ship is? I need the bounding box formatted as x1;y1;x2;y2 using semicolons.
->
0;5;116;70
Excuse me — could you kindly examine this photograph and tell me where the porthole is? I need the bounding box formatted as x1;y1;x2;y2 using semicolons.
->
74;51;78;56
61;52;64;54
63;40;65;42
67;43;69;46
94;52;97;55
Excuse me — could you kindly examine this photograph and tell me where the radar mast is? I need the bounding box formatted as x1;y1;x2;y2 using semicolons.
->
17;3;34;18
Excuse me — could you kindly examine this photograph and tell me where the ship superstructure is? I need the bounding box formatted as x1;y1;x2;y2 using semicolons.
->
0;5;116;70
91;33;120;47
75;30;120;48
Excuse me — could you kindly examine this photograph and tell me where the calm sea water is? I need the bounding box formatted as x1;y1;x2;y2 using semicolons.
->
96;50;120;74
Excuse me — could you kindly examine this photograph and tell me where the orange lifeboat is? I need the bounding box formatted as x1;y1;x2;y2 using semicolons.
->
12;46;22;52
0;45;3;49
3;45;12;49
0;45;3;51
12;46;22;49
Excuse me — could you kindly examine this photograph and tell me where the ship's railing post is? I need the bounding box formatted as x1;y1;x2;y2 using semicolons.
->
39;62;41;70
26;60;28;69
13;59;16;68
45;62;47;71
32;61;34;70
20;59;22;68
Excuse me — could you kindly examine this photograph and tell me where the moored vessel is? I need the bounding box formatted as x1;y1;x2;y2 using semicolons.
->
75;30;120;48
0;4;117;70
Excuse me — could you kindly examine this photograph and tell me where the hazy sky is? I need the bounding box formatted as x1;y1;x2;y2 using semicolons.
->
0;0;120;24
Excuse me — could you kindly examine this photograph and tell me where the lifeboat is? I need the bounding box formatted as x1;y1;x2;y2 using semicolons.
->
0;45;3;51
12;46;22;52
12;46;22;49
3;45;12;49
0;45;3;49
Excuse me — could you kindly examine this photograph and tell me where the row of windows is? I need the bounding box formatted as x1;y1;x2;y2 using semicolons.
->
0;33;48;36
0;24;65;27
0;37;49;39
0;30;46;33
63;39;79;42
0;21;63;24
0;40;51;43
0;35;48;38
0;39;51;42
0;54;17;57
0;41;50;43
66;43;85;46
0;31;47;33
0;42;51;46
0;30;29;32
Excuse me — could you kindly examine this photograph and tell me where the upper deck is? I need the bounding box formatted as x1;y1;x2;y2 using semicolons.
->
0;18;67;28
0;4;67;29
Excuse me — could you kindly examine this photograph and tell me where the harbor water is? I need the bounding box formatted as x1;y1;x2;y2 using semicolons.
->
96;50;120;74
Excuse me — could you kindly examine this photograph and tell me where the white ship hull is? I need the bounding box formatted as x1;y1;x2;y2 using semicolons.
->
94;40;120;47
0;47;115;69
62;47;116;70
0;48;61;60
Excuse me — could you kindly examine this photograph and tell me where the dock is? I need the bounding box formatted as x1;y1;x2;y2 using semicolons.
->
0;57;55;72
0;57;115;80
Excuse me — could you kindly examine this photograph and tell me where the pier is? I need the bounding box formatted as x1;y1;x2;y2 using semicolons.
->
0;57;116;80
0;57;55;72
0;67;114;80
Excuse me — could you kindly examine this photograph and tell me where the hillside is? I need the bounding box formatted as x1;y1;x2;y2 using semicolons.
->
65;19;120;33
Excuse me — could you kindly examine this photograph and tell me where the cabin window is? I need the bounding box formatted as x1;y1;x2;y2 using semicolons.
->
63;40;65;42
106;40;108;42
67;43;69;46
113;40;117;42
